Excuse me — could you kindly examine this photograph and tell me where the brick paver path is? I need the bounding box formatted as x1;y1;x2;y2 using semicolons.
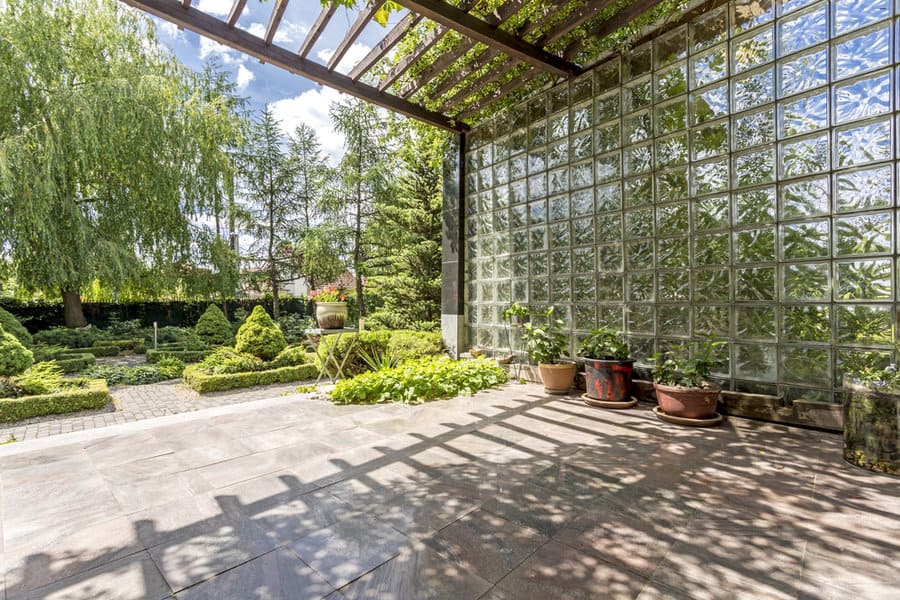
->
0;379;311;442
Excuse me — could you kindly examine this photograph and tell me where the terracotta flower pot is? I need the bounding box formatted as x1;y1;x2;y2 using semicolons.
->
539;362;576;394
583;359;634;402
654;382;720;419
315;301;348;329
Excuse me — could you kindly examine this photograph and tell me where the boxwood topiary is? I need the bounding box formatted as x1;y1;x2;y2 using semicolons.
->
235;306;286;361
0;325;34;377
195;305;236;347
0;307;32;346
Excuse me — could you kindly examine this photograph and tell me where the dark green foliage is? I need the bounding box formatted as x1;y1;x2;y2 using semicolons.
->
13;361;65;395
195;305;235;346
155;356;185;379
650;340;727;388
87;343;121;357
32;327;96;348
521;308;568;365
0;307;32;346
145;348;211;364
578;328;630;360
270;346;317;369
0;326;33;377
330;356;507;405
235;306;286;360
196;347;264;375
52;353;96;373
82;364;174;386
316;330;444;378
0;379;109;422
155;326;202;344
277;313;315;345
183;363;318;393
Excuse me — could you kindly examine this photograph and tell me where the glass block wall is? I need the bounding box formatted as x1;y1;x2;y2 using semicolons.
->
463;0;900;404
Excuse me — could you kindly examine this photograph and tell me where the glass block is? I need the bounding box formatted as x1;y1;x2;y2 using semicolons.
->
494;162;509;187
735;187;776;225
779;4;827;55
657;169;689;202
572;74;593;104
836;304;893;345
736;305;776;340
595;58;620;91
574;303;597;330
548;168;568;195
598;244;623;271
692;5;728;51
780;47;828;97
657;203;689;236
571;104;592;133
694;231;730;265
530;225;547;250
693;121;729;160
780;91;828;137
595;123;620;153
656;99;687;135
658;236;690;267
835;212;892;256
551;248;570;272
528;199;547;225
548;112;569;141
656;63;688;101
597;306;624;330
566;189;590;217
625;144;653;176
595;153;621;183
627;304;655;334
781;220;830;259
478;258;494;280
494;185;510;208
656;269;691;302
735;148;775;187
624;78;653;112
735;226;776;263
529;96;547;122
588;185;615;214
597;274;624;301
529;278;547;301
836;348;892;386
836;118;892;167
509;129;527;156
549;195;569;221
834;71;891;124
479;303;494;324
549;86;568;115
570;161;593;189
549;221;570;248
781;133;829;178
495;255;510;278
783;262;830;299
732;26;773;73
530;251;548;275
733;67;774;111
692;158;729;195
735;266;776;300
656;26;688;67
571;131;592;160
780;176;829;218
834;24;891;80
694;195;730;230
834;0;891;36
512;254;528;278
695;305;731;337
624;111;652;144
836;165;892;214
528;122;546;148
573;274;596;297
550;277;571;303
691;82;729;125
657;135;689;168
547;139;568;168
528;149;546;174
735;344;777;380
494;208;509;231
572;217;594;246
624;176;653;207
784;304;831;342
527;173;547;201
733;107;775;150
497;281;511;303
626;240;654;270
510;204;527;229
733;0;775;32
625;41;653;80
658;304;690;334
511;227;528;252
595;92;620;123
692;45;728;88
573;246;595;273
779;0;817;15
625;209;654;239
510;156;527;182
597;214;621;241
835;259;892;299
694;268;730;301
627;272;655;301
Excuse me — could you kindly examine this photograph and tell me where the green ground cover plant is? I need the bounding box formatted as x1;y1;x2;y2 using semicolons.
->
83;357;184;386
330;356;507;405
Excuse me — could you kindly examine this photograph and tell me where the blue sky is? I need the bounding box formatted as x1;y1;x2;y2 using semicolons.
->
149;0;406;163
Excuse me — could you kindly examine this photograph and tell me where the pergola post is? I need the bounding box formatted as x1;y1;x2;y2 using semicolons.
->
441;132;466;358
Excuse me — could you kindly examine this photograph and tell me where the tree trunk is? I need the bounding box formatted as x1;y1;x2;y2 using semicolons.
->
272;280;280;320
61;288;87;328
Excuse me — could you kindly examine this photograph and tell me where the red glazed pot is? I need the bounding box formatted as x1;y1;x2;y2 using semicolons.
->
584;359;634;402
653;383;721;419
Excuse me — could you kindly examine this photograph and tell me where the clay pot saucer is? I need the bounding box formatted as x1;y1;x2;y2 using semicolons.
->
582;394;638;409
653;406;723;427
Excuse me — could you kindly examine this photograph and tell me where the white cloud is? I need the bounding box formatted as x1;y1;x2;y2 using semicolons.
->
157;20;181;40
235;64;255;91
316;43;371;75
247;20;309;44
198;36;245;65
196;0;234;17
269;86;347;165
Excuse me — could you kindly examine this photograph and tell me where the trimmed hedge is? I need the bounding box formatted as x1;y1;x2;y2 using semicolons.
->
88;344;121;357
0;307;32;346
182;363;318;393
146;348;212;364
32;327;97;349
0;379;110;422
316;330;445;378
235;306;286;360
53;352;97;373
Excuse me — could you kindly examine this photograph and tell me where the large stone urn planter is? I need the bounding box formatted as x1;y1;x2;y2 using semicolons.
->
842;378;899;475
315;301;348;329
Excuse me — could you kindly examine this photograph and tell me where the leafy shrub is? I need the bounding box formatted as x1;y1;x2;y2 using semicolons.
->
235;306;286;360
105;318;145;338
0;379;109;422
183;363;318;393
195;304;236;347
196;347;264;375
52;352;96;373
277;313;315;345
146;348;211;364
0;325;34;377
155;326;198;344
0;307;32;346
82;364;170;386
88;343;121;357
316;330;444;378
522;308;568;365
270;345;316;369
33;327;97;348
330;356;507;405
155;356;185;379
13;361;65;395
32;344;69;363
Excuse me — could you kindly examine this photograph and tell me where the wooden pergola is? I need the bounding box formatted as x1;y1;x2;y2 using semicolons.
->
120;0;676;132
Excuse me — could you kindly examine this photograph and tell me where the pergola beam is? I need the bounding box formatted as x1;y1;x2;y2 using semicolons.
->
456;66;536;119
394;0;581;77
327;1;385;71
538;0;618;45
264;0;289;45
226;0;247;27
398;37;475;98
118;0;465;132
428;47;500;99
298;4;338;58
437;55;515;112
348;12;422;81
563;0;664;60
378;25;446;91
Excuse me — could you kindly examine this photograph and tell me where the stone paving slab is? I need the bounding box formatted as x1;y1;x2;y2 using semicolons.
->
1;385;897;600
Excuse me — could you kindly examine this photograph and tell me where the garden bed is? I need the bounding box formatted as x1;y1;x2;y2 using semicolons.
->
183;363;318;393
146;348;212;364
0;378;110;422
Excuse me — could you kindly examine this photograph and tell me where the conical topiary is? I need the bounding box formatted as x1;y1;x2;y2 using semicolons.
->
195;304;235;347
235;305;286;360
0;324;34;377
0;306;32;347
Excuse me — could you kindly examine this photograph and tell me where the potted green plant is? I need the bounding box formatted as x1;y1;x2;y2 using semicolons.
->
309;287;348;329
578;328;634;406
501;302;530;377
521;307;575;394
842;360;899;475
650;340;726;422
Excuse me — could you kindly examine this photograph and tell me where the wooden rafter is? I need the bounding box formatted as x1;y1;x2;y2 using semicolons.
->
429;47;501;99
348;12;422;81
437;55;515;111
378;25;447;91
226;0;247;27
181;0;191;7
327;1;385;71
537;0;618;45
397;37;475;98
264;0;289;45
298;4;338;58
563;0;664;60
118;0;465;132
456;66;536;119
394;0;581;76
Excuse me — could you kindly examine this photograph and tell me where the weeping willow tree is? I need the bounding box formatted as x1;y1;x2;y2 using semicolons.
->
0;0;243;326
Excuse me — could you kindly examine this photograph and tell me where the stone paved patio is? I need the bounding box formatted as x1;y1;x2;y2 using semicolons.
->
1;384;897;599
